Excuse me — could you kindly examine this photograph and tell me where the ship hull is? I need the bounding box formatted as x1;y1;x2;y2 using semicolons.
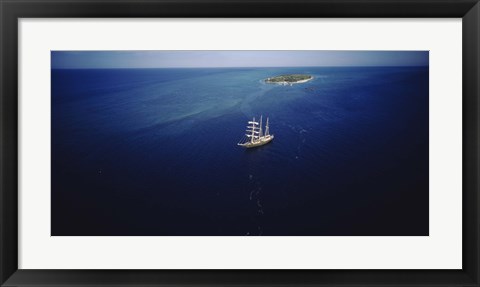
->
238;135;274;148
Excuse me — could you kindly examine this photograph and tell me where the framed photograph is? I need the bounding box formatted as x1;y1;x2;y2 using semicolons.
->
1;0;479;286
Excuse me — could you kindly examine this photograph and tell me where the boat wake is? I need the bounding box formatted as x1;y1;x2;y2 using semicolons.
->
248;174;264;235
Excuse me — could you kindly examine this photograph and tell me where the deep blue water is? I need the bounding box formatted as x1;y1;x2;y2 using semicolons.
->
51;66;429;236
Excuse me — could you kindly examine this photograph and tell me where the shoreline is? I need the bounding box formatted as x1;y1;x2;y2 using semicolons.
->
265;76;313;86
263;74;313;86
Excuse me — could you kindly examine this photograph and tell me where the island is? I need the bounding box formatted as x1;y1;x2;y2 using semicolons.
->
265;74;313;85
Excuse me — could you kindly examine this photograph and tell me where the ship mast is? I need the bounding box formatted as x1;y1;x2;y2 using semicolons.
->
246;117;259;143
265;117;270;136
250;117;255;143
259;116;263;138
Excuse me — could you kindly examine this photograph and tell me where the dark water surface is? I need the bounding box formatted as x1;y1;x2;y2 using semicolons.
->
52;66;429;236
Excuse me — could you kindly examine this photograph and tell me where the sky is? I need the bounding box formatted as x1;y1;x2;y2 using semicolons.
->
51;51;429;69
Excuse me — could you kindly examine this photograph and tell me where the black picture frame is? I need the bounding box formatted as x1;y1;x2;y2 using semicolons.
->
1;0;479;286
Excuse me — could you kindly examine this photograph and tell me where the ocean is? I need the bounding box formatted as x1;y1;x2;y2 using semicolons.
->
51;66;429;236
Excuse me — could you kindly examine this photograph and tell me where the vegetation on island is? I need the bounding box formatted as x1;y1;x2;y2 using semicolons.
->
265;74;313;84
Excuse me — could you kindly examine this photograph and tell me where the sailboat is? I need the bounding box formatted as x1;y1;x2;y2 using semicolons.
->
237;116;274;148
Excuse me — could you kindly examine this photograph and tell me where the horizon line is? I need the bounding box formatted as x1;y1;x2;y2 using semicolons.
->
51;65;429;70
